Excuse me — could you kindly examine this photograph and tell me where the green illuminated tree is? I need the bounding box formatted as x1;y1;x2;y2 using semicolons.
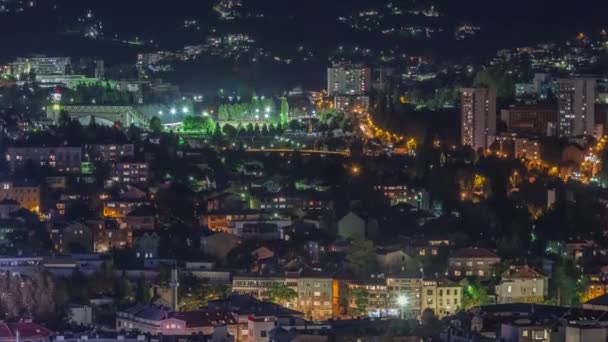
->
267;283;297;306
280;96;289;124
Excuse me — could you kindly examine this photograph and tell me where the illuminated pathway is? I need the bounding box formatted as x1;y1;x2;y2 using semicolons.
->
246;148;349;156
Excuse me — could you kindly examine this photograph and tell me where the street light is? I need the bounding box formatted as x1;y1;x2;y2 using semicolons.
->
158;110;163;116
397;295;408;319
170;108;177;115
182;107;189;114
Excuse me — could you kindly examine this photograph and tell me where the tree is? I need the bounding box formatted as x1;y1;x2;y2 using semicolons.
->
553;257;584;306
149;116;163;133
267;283;297;306
473;65;515;98
350;287;369;317
461;279;489;309
58;110;71;127
135;276;152;303
345;239;377;277
223;123;237;137
280;96;289;124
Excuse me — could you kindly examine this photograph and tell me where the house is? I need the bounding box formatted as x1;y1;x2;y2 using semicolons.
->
448;247;500;279
0;180;40;212
126;206;156;231
375;248;418;275
134;231;160;259
496;265;547;304
49;222;94;254
0;322;53;342
252;246;275;261
201;232;241;261
337;212;365;240
584;293;608;311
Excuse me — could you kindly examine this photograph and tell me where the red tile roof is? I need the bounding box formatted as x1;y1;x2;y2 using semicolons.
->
0;322;52;339
501;265;545;279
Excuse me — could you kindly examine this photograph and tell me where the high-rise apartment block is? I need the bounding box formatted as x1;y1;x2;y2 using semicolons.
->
557;78;596;137
327;63;371;96
461;88;497;150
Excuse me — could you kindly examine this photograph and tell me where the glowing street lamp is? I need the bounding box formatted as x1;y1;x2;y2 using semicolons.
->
265;107;270;113
170;108;177;115
397;295;408;319
182;107;189;114
158;110;163;116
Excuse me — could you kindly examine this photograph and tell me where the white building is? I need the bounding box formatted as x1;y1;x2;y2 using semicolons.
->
461;88;497;150
557;78;596;137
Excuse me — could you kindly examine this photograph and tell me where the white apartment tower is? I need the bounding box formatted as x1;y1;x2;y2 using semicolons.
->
557;78;596;137
327;63;371;96
461;88;497;150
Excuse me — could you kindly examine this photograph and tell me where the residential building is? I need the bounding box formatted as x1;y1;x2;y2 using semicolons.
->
333;95;370;111
337;212;365;240
133;231;160;259
6;146;82;173
232;273;337;321
49;222;94;254
92;225;132;253
514;137;541;160
327;63;371;96
111;161;149;185
421;278;462;318
296;275;335;321
557;78;596;137
448;247;501;279
0;322;53;342
201;232;241;260
116;304;238;336
125;206;156;231
496;266;547;304
88;143;135;161
461;88;497;150
103;199;148;219
386;276;423;318
501;105;558;134
0;180;40;212
375;249;418;274
0;218;27;249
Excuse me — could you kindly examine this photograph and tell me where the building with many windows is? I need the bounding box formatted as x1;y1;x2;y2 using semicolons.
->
420;279;462;318
461;88;497;150
6;146;82;173
10;56;71;77
0;180;40;212
495;265;547;304
327;63;371;96
448;247;501;279
557;78;596;137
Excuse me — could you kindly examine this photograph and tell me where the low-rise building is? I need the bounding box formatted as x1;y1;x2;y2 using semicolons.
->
88;143;135;161
116;304;238;336
448;247;501;279
111;161;149;185
496;265;547;304
6;146;82;173
421;278;462;318
0;180;41;212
